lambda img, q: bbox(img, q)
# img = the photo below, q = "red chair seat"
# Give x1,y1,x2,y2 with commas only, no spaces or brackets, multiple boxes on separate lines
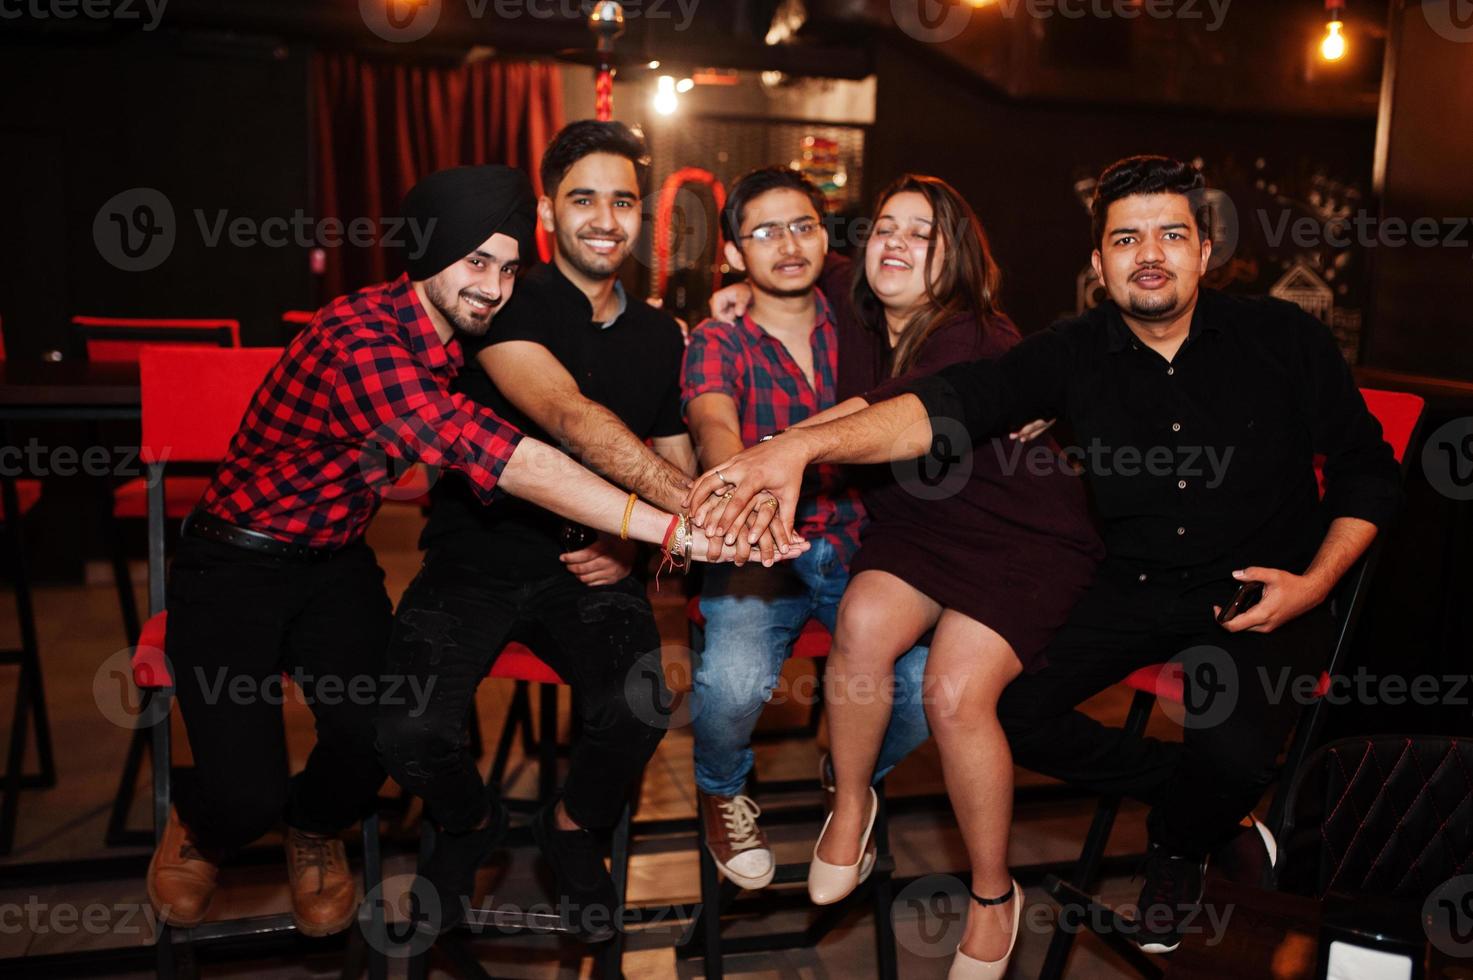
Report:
686,594,832,659
1125,661,1330,702
0,479,42,521
112,475,211,520
133,611,172,688
490,642,565,685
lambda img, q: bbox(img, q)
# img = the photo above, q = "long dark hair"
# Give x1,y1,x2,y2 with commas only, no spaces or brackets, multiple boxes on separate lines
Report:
852,174,1003,376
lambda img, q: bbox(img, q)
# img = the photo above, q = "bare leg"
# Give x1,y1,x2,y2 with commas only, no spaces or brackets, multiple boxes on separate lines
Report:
925,609,1023,962
817,570,940,867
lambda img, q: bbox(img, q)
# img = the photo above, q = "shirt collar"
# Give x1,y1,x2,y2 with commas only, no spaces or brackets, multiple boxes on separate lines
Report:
1102,288,1223,354
542,259,628,329
390,273,461,374
736,287,835,343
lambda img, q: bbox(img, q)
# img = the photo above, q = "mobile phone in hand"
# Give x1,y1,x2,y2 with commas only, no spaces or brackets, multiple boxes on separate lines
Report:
1217,581,1264,624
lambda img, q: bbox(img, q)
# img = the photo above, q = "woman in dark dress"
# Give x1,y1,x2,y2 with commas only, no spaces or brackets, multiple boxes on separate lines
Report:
800,175,1104,977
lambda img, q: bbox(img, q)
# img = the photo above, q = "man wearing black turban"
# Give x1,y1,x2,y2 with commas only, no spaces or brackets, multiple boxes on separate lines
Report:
147,163,771,940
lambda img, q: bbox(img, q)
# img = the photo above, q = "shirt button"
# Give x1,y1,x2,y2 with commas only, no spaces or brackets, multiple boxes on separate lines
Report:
1178,480,1187,489
1177,526,1186,536
1171,422,1182,432
1167,366,1175,376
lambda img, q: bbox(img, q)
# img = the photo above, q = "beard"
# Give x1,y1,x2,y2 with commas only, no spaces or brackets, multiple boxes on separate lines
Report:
556,224,629,281
1125,285,1181,320
423,278,500,337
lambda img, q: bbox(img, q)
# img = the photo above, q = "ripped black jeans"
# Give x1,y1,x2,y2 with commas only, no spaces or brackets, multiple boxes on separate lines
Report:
376,554,669,832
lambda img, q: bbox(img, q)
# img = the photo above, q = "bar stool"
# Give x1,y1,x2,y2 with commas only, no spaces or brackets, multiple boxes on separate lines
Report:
405,642,631,979
679,597,900,980
126,346,386,979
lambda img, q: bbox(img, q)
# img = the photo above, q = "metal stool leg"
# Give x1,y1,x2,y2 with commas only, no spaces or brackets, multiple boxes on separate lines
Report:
537,683,559,805
600,803,632,979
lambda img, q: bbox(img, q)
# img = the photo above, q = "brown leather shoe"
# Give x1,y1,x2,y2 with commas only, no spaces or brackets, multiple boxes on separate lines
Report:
284,827,358,937
147,807,220,928
820,753,876,880
699,790,774,889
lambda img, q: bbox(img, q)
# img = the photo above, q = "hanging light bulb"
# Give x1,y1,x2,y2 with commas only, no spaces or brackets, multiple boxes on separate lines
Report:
1320,0,1347,61
653,75,679,116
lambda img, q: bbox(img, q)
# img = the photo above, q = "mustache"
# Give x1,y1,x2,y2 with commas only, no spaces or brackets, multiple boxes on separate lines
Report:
1130,266,1176,281
461,290,502,308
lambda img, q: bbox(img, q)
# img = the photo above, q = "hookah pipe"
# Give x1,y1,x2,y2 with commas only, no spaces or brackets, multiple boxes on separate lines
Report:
588,1,625,122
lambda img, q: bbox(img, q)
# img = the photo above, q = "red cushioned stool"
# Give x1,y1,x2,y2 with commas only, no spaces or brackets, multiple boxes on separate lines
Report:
70,316,242,660
1039,387,1426,980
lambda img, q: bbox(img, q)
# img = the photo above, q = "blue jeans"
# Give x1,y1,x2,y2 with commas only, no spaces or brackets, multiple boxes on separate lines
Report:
691,537,931,797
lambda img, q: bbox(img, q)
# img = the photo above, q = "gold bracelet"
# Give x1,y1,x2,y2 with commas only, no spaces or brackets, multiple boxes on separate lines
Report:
620,491,638,540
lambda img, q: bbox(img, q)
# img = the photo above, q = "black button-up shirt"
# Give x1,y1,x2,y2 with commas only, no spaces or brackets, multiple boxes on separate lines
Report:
904,288,1401,583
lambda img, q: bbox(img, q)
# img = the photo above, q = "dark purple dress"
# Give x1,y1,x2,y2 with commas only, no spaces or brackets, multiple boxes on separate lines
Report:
823,258,1104,670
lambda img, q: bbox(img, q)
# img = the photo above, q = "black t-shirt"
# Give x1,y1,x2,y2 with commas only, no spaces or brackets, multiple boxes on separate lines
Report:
421,260,687,577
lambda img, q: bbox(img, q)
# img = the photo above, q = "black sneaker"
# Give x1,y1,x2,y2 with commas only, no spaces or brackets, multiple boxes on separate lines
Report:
1132,842,1207,954
418,797,509,932
531,802,619,942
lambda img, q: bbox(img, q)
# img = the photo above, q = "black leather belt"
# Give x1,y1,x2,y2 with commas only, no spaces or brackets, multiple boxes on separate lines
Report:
182,510,340,563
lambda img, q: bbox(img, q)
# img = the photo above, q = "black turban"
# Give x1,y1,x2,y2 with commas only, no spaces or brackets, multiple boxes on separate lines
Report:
401,164,536,280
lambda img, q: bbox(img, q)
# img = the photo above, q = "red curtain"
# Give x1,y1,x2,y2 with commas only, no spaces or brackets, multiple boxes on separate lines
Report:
310,53,564,299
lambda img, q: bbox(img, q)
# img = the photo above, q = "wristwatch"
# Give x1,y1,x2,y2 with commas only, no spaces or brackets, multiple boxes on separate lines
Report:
758,428,787,443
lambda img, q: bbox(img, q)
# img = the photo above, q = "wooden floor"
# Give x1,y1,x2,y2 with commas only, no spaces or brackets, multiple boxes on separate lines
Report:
0,505,1184,978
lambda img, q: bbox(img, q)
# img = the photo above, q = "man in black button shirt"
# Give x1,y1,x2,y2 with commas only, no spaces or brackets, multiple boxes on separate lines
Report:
376,121,697,938
683,156,1402,952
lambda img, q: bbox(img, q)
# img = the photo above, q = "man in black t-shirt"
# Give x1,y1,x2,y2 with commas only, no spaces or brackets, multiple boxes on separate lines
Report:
376,122,697,939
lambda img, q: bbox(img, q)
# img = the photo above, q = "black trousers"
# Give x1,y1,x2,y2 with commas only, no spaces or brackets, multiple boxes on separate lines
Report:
375,555,669,833
996,568,1332,857
165,535,393,854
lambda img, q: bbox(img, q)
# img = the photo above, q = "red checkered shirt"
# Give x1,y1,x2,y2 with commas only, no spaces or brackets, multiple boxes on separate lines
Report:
681,289,865,560
199,274,524,548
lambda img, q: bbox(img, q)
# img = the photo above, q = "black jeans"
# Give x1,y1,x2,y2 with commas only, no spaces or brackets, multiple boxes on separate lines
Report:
996,568,1332,857
165,535,393,854
375,555,668,833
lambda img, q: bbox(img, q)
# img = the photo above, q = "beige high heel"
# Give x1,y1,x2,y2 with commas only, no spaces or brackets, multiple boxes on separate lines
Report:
807,786,877,905
948,879,1021,979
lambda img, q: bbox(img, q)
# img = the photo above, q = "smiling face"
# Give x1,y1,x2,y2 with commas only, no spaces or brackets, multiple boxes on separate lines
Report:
1091,192,1211,324
542,151,641,282
864,190,943,319
724,187,826,300
419,231,520,337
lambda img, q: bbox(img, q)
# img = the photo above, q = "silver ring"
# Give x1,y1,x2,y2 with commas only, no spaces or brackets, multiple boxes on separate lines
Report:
716,469,733,486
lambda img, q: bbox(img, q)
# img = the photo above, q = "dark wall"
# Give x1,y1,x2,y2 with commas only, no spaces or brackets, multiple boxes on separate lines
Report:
1366,0,1473,380
864,41,1379,339
0,34,312,357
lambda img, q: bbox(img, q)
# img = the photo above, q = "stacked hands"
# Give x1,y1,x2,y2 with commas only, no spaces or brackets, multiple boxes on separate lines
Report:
683,432,813,565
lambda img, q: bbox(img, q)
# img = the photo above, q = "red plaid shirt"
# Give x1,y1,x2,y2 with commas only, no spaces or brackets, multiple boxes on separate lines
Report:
681,290,865,560
199,274,524,548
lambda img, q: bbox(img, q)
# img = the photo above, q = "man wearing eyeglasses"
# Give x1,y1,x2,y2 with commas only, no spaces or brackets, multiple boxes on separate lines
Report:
682,167,918,891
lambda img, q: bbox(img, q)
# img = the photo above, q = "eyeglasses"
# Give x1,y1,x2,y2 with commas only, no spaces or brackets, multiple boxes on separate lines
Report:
740,219,823,244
